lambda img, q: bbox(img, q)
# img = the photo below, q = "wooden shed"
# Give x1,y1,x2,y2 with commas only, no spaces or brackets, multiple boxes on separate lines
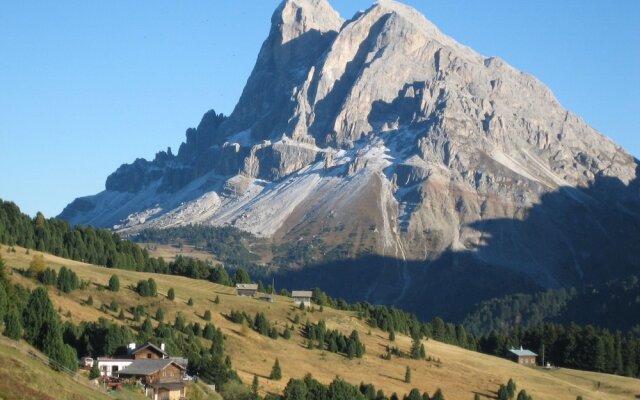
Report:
507,346,538,365
236,283,258,297
292,290,313,307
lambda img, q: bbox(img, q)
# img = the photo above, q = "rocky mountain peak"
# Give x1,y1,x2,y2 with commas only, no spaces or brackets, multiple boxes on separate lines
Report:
273,0,343,43
59,1,639,318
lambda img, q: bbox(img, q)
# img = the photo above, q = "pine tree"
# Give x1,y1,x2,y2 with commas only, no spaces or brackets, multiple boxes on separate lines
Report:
251,374,259,397
142,317,153,334
405,366,411,383
203,310,212,321
108,274,120,292
167,288,175,301
118,309,125,320
517,390,532,400
432,389,445,400
214,295,220,304
86,295,93,306
497,385,509,400
283,326,291,339
270,358,282,380
0,282,7,323
3,307,22,340
406,389,421,400
411,337,423,359
89,364,101,380
22,287,59,349
204,323,215,340
148,278,157,297
187,297,194,306
506,379,516,399
389,329,396,341
156,308,165,322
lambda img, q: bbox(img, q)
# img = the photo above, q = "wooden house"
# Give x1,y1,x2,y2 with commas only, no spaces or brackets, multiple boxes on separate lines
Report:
292,290,313,307
96,342,168,378
507,346,537,365
117,359,186,399
236,283,258,297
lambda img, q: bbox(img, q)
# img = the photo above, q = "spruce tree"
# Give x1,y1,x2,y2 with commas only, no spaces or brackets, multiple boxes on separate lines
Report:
214,295,220,304
3,307,22,340
204,323,215,340
270,358,282,380
517,390,532,400
251,374,259,397
506,379,516,399
187,297,194,306
89,364,101,380
389,329,396,341
22,287,58,349
148,278,157,297
497,385,509,400
406,389,421,400
405,366,411,383
108,274,119,292
204,310,212,321
0,282,7,323
432,389,444,400
167,288,175,301
156,308,165,322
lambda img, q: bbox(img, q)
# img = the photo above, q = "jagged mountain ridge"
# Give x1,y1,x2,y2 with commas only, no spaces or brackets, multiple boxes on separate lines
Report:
60,0,640,318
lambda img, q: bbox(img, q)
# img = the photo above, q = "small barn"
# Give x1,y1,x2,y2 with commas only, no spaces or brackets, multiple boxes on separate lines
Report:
292,290,313,307
236,283,258,297
507,346,538,365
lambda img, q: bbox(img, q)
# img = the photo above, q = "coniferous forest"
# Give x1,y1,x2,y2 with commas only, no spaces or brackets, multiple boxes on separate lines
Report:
1,198,640,378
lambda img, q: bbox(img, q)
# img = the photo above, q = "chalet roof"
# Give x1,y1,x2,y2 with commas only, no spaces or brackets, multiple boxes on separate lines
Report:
292,290,313,297
131,342,167,357
509,347,538,357
147,381,185,390
236,283,258,290
170,357,188,367
117,359,185,376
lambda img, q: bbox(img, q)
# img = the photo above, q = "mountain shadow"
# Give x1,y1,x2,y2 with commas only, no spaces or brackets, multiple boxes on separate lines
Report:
275,160,640,323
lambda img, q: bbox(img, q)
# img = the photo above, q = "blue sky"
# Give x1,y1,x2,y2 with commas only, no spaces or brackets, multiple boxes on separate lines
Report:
1,0,638,218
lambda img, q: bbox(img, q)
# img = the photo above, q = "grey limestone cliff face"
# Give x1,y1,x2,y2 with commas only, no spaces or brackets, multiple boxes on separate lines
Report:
60,0,639,315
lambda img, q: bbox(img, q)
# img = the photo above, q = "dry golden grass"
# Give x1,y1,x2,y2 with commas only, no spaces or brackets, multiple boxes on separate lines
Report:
139,242,222,265
2,245,639,400
0,336,147,400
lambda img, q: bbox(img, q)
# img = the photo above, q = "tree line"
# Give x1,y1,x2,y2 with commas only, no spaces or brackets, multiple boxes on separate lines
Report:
0,199,256,287
478,323,640,377
304,320,365,359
